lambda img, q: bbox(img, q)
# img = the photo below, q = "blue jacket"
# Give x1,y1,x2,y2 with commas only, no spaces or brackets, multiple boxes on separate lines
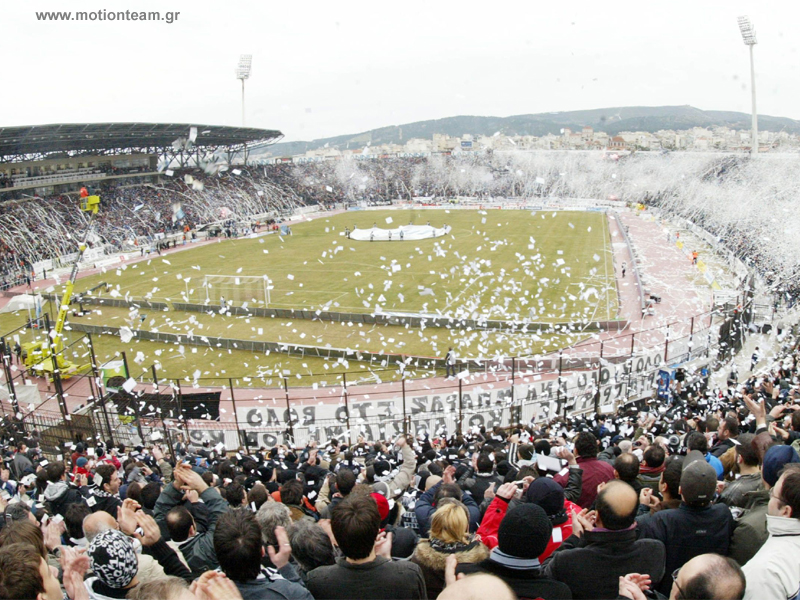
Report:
414,481,481,536
706,452,724,480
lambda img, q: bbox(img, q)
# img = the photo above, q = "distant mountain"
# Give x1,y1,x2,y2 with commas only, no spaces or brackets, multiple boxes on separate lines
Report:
256,105,800,157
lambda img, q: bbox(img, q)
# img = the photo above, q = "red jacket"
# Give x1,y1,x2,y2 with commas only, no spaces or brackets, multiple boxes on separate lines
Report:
554,456,614,508
476,496,580,561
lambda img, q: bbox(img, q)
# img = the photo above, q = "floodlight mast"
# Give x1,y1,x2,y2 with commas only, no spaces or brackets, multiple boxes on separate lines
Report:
738,16,758,157
236,54,252,127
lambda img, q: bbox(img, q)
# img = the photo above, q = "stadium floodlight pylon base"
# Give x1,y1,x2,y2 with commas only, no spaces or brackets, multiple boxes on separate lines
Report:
203,274,271,307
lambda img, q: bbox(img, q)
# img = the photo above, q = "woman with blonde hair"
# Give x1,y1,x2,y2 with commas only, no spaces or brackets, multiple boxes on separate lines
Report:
411,499,489,598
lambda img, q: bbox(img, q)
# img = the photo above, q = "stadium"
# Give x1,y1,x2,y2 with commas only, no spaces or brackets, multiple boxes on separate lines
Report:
0,120,775,453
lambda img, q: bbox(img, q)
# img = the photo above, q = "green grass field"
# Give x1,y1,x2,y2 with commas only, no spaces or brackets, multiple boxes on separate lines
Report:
77,209,618,321
2,209,619,382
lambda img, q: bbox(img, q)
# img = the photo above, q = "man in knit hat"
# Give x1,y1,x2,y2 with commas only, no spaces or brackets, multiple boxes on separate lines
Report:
459,501,572,599
85,529,141,599
525,477,580,560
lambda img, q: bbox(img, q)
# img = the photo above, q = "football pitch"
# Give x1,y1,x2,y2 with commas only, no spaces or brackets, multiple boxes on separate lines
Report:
78,209,619,321
3,209,620,382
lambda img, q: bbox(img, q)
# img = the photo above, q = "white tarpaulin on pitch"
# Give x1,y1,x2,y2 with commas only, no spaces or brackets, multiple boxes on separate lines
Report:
0,294,39,314
349,224,451,241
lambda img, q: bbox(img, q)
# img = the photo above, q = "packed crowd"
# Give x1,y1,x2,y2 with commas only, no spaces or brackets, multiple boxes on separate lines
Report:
0,152,798,302
1,329,800,600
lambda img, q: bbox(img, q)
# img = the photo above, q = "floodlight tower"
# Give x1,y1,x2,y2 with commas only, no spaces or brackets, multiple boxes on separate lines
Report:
236,54,252,127
738,16,758,157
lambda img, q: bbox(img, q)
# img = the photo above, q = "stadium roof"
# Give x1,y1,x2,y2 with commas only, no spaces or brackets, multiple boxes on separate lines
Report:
0,123,283,161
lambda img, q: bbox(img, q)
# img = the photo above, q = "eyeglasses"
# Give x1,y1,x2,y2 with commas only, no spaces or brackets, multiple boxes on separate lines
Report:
672,568,686,600
769,489,786,505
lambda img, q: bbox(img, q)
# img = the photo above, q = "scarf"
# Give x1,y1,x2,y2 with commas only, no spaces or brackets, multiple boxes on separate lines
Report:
427,535,480,554
639,464,666,476
489,547,542,571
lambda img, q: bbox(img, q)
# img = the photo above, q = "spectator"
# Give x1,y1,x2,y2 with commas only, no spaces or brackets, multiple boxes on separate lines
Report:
287,519,336,581
637,444,666,492
85,529,141,598
278,479,318,522
89,464,122,516
459,452,504,501
621,554,745,600
718,433,762,509
686,431,724,480
460,498,572,599
411,500,488,598
742,464,800,599
64,502,91,547
43,462,86,518
542,480,666,599
212,509,312,600
415,477,481,537
711,416,740,458
524,476,579,560
637,455,684,525
316,469,355,518
728,444,799,565
154,464,228,576
306,493,427,599
0,542,63,600
638,452,734,596
614,452,643,496
553,431,615,508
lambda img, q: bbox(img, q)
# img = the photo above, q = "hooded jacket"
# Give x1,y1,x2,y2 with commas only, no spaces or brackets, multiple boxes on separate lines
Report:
742,515,800,600
728,488,769,566
43,480,86,517
411,536,489,599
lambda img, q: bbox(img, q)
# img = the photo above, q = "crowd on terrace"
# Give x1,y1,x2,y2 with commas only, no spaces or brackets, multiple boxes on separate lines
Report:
0,324,799,599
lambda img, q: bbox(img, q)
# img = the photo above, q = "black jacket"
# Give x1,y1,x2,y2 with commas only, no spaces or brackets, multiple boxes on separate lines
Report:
306,557,426,600
637,503,734,596
87,489,122,517
459,559,573,599
43,481,86,518
542,528,666,600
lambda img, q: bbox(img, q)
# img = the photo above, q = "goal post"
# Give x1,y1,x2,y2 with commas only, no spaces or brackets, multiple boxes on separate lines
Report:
203,274,271,307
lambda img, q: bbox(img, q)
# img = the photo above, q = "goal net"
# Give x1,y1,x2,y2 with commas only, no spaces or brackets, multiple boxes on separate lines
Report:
203,275,271,307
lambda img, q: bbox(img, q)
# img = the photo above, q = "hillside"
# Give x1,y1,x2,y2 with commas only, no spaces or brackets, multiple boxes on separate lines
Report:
257,105,800,157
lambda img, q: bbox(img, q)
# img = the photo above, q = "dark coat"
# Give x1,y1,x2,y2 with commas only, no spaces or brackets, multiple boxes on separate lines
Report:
306,557,426,600
154,484,229,576
542,528,666,600
637,503,734,596
414,481,482,536
728,489,769,566
458,559,573,599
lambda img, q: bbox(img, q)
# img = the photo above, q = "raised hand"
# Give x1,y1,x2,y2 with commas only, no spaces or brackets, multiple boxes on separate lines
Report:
266,525,292,569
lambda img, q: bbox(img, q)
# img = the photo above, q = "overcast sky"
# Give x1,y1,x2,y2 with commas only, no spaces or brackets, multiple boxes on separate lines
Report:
3,1,799,142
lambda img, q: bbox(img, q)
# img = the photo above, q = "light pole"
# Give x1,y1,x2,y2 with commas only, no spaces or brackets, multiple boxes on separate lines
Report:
235,54,252,127
738,16,758,157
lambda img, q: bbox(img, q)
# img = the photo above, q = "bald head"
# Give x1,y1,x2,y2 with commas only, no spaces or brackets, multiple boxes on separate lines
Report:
83,511,118,542
595,480,638,531
438,574,516,600
670,554,745,600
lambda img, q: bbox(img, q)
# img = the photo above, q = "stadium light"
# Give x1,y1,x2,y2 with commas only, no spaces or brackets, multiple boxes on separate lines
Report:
737,16,758,157
236,54,252,127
